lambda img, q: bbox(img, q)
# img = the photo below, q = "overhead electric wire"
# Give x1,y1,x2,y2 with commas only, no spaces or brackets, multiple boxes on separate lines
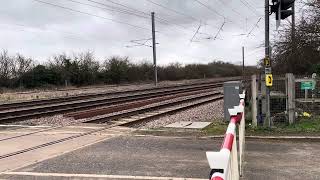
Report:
215,0,251,23
146,0,197,21
82,0,197,37
32,0,150,31
247,17,262,37
193,0,246,29
216,0,242,17
193,0,225,19
103,0,149,16
65,0,150,20
102,0,189,29
81,0,195,36
145,0,220,30
91,0,171,27
239,0,261,16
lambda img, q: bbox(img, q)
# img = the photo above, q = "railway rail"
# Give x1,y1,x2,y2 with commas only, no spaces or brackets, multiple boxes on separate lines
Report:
0,91,223,160
0,78,241,166
65,88,215,119
0,82,223,123
85,91,222,124
0,77,238,111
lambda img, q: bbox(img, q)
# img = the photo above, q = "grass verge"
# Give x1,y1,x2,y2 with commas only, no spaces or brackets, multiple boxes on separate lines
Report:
246,117,320,136
134,117,320,137
202,117,320,136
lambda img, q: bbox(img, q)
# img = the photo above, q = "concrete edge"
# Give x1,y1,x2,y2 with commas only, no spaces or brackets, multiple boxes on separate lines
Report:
246,135,320,140
132,134,320,140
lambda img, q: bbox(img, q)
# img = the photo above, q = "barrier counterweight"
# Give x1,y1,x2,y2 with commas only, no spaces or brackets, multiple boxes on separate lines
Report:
206,92,246,180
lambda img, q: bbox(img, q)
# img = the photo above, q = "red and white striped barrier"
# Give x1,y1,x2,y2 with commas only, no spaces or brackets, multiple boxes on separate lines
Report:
206,92,246,180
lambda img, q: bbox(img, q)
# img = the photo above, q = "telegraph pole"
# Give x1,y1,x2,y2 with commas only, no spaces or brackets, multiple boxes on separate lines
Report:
264,0,271,127
151,12,158,86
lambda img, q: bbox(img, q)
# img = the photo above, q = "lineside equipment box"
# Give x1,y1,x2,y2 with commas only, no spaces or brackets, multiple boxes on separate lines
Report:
223,81,241,121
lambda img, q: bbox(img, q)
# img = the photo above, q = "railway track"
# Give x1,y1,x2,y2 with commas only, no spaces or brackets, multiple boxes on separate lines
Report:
65,88,215,119
85,91,223,124
0,78,237,111
0,89,222,143
0,92,222,160
0,82,223,123
0,78,240,162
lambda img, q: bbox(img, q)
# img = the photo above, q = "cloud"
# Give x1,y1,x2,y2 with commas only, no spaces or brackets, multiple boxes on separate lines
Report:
0,0,293,66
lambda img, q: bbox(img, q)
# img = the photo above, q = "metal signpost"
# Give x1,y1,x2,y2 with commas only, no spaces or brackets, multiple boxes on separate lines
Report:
301,80,316,100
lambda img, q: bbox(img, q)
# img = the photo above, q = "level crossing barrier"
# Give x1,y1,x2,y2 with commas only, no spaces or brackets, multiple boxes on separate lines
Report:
206,92,246,180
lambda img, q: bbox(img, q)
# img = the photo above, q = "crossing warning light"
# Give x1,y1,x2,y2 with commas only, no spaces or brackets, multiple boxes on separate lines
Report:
271,0,295,29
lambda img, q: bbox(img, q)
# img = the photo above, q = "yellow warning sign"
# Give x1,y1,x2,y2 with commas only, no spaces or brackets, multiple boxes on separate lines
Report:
264,57,270,67
266,74,273,87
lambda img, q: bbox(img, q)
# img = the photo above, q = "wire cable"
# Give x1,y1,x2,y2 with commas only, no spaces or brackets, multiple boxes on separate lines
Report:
33,0,150,31
239,0,261,16
193,0,246,29
216,0,247,20
193,0,225,19
145,0,219,30
83,0,195,36
102,0,190,30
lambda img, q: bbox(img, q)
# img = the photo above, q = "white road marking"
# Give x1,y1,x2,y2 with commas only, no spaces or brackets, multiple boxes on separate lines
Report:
0,125,51,128
1,172,207,180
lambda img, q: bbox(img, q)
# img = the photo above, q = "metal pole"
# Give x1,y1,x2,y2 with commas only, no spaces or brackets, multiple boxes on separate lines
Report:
265,0,269,58
264,0,271,127
292,1,295,41
151,12,158,86
242,46,245,81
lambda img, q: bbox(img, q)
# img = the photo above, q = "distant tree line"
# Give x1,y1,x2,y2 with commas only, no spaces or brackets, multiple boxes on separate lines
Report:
0,49,257,89
271,0,320,75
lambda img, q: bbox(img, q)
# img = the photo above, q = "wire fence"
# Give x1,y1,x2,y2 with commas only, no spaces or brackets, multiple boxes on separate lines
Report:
268,74,320,124
270,75,287,123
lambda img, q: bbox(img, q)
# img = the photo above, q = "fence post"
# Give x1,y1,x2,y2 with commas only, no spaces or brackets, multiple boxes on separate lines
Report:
251,75,257,127
239,99,245,177
286,73,295,124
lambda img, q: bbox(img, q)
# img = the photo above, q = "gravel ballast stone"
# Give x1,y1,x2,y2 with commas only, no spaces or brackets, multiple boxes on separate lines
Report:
137,99,224,129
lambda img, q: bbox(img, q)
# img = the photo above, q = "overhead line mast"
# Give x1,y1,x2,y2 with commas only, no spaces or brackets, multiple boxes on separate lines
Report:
151,12,158,86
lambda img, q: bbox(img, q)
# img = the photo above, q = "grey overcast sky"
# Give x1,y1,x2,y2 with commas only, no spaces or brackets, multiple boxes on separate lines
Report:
0,0,303,66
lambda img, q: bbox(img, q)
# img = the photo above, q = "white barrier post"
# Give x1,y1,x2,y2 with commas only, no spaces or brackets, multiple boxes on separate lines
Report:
239,93,246,176
206,92,246,180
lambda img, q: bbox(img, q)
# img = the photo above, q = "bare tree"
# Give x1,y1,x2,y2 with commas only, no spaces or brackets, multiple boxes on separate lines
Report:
272,0,320,74
0,50,14,87
13,54,34,78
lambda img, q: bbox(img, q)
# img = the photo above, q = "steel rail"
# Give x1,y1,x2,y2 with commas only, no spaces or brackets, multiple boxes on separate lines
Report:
0,84,222,123
0,93,222,160
0,77,238,111
86,91,222,124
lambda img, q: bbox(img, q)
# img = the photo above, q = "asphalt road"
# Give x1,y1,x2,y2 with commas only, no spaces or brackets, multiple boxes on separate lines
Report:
1,135,320,180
